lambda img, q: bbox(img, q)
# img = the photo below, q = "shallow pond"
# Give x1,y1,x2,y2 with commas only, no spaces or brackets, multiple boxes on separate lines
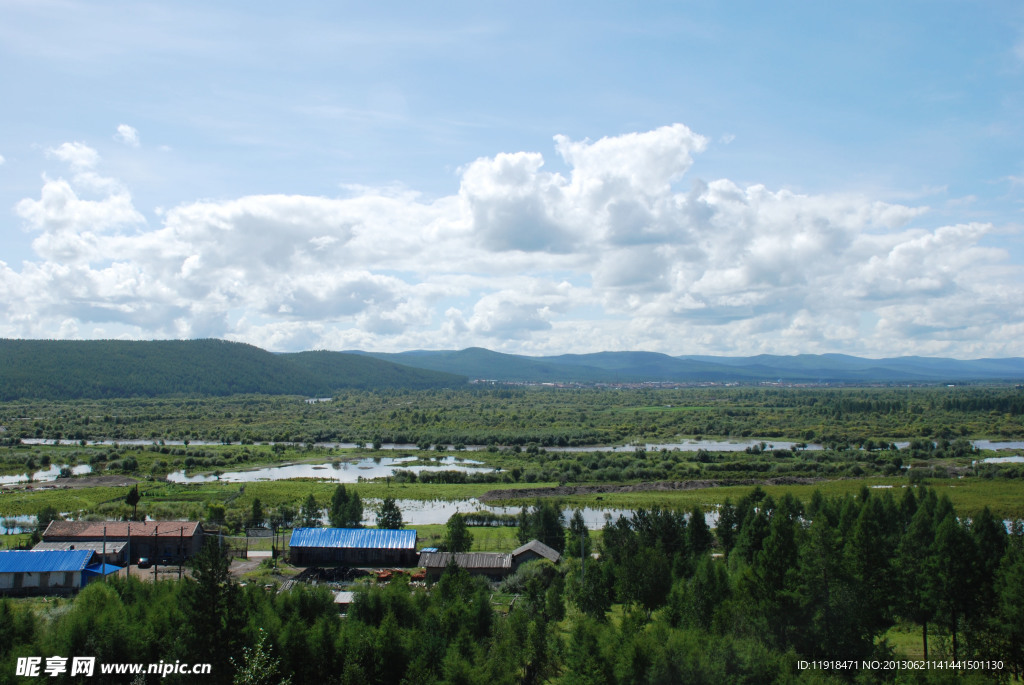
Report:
166,455,489,484
978,456,1024,464
0,464,92,486
353,498,720,530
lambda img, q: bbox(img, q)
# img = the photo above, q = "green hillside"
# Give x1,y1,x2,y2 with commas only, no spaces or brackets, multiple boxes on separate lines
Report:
280,350,466,390
0,339,465,400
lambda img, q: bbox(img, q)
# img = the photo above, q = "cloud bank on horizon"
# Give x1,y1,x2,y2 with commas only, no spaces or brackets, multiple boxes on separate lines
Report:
3,123,1021,358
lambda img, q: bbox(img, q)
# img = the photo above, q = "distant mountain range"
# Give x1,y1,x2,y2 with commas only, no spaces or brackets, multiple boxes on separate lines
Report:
1,339,1022,401
351,347,1024,385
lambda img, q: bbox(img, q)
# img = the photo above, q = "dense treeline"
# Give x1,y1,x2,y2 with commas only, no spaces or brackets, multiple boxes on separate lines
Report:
1,487,1021,684
2,386,1023,447
565,487,1024,682
0,339,464,400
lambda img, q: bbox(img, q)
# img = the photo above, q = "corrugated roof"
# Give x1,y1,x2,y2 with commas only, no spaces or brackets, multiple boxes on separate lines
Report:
419,552,511,570
33,541,127,554
44,520,202,539
289,528,417,550
0,550,94,574
511,539,561,563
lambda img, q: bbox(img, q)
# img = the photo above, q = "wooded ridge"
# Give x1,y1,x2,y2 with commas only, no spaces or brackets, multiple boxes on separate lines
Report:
3,338,1023,401
0,339,465,400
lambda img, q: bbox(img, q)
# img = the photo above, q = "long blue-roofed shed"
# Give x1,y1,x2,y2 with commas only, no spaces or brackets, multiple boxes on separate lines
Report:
289,528,418,567
0,549,98,595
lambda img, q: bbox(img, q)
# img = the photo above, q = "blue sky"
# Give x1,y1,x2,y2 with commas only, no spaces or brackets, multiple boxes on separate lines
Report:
1,1,1023,357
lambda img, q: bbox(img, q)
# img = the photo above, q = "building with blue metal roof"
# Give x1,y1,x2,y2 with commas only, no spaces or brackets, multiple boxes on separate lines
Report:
289,528,418,567
0,550,114,595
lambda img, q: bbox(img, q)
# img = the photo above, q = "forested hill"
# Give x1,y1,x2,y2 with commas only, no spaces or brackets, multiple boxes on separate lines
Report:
0,339,466,400
354,348,1024,384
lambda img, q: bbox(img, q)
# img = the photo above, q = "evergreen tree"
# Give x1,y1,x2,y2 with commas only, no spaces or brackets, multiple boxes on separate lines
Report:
896,504,937,659
794,513,864,659
716,498,739,555
329,485,350,528
184,539,243,673
516,501,566,554
376,497,403,529
746,510,799,649
969,506,1007,618
687,505,713,556
565,509,592,559
995,536,1024,680
300,493,320,527
345,491,363,528
565,557,612,620
444,513,473,553
126,485,141,520
250,498,264,528
931,513,977,659
844,494,895,641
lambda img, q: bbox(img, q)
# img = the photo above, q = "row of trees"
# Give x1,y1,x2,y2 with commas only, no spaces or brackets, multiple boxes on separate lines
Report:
238,486,408,531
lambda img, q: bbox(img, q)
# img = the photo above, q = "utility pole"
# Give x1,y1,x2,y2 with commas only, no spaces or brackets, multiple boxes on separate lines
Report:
126,522,131,577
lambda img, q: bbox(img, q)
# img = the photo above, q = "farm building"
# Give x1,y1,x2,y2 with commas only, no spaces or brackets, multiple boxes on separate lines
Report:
511,540,561,569
0,550,119,596
418,539,562,581
418,551,512,581
32,540,126,566
289,528,418,567
42,521,204,564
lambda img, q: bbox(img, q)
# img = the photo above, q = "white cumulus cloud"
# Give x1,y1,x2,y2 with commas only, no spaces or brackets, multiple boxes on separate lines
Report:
115,124,140,147
48,142,99,171
3,125,1022,357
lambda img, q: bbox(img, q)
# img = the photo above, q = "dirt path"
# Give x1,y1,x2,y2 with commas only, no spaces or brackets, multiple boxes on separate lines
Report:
229,558,262,579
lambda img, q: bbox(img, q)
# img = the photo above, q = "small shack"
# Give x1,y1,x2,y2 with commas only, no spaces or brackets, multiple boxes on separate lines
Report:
334,591,356,613
0,550,115,596
289,528,418,567
511,539,561,570
418,551,512,581
42,521,204,564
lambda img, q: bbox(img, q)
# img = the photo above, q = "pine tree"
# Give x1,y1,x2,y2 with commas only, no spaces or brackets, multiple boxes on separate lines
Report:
376,497,402,529
329,485,350,528
300,493,320,528
931,513,977,659
896,504,937,659
444,513,473,553
565,509,591,559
